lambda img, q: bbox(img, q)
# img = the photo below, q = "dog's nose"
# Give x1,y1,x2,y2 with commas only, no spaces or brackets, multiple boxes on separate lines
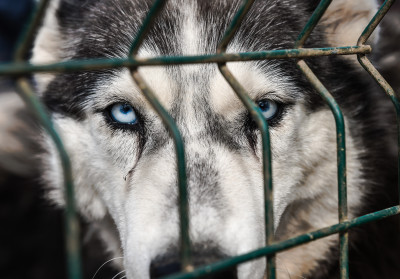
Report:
150,259,180,278
150,260,237,278
150,248,238,279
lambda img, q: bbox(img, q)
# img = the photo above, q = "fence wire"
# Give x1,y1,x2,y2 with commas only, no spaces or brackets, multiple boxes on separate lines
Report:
1,0,399,278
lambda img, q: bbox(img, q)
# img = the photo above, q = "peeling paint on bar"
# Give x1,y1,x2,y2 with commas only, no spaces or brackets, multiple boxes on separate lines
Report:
294,0,349,276
216,0,276,278
357,0,400,203
294,0,333,48
296,59,349,278
358,56,400,203
0,46,372,76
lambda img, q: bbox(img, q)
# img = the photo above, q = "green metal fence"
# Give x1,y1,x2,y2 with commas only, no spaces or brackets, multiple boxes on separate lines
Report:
1,0,399,278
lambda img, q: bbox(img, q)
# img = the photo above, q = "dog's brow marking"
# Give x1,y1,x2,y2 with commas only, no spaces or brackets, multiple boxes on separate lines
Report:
181,1,200,56
103,68,175,112
210,62,291,121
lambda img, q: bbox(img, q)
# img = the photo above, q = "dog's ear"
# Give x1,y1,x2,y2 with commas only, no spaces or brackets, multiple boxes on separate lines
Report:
31,0,65,65
31,0,64,94
319,0,379,47
31,0,91,93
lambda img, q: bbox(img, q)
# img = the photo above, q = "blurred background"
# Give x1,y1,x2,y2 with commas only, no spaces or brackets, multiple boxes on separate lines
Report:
0,1,399,279
0,1,117,279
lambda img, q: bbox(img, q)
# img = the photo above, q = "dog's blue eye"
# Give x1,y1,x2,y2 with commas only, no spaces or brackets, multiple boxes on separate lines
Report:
110,103,137,124
257,100,278,120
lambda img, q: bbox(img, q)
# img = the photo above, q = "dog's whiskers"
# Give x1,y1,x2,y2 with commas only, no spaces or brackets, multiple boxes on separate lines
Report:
275,268,307,279
281,260,292,279
111,270,126,279
91,257,124,279
276,258,308,279
276,268,307,279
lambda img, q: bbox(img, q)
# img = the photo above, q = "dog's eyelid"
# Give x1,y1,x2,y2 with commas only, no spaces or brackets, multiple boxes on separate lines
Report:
253,90,294,105
93,97,140,112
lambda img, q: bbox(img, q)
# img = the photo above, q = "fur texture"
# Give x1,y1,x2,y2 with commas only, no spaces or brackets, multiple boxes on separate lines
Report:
22,0,399,278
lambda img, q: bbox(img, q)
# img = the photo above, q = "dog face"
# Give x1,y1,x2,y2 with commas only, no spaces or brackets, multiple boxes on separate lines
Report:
32,0,380,278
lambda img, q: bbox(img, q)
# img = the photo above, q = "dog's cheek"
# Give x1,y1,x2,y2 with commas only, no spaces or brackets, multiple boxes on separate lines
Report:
271,107,340,218
292,109,364,217
88,113,143,175
41,116,117,221
248,103,312,227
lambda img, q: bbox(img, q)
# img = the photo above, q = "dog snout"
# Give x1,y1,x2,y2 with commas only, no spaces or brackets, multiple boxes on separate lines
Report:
150,256,180,278
149,247,238,279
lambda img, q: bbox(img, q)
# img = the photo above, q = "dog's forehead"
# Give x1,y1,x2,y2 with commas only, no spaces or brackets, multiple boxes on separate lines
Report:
47,0,306,120
60,0,304,59
93,0,300,120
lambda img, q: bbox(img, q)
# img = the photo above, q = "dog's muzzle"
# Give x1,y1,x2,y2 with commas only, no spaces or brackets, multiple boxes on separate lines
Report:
149,247,238,279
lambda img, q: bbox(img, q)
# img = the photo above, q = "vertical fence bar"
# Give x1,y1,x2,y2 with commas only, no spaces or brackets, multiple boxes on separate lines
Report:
216,0,276,278
129,0,167,56
13,0,50,62
131,72,191,272
357,0,396,47
15,79,82,279
294,0,349,277
357,0,400,203
357,56,400,201
296,61,348,277
13,0,82,278
294,0,332,49
128,0,192,272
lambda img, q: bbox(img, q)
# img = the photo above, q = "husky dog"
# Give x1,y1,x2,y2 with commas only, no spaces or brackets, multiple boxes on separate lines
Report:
9,0,398,278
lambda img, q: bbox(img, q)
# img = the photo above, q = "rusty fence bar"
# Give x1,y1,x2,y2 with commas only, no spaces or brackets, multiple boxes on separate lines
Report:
294,0,349,276
0,46,372,76
216,0,276,277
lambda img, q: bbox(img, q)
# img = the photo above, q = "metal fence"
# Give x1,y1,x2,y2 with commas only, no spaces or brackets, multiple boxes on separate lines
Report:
0,0,399,278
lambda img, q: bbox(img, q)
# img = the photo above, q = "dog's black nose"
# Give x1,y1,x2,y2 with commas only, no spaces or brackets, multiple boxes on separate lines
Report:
150,259,181,278
150,247,238,279
150,261,237,279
